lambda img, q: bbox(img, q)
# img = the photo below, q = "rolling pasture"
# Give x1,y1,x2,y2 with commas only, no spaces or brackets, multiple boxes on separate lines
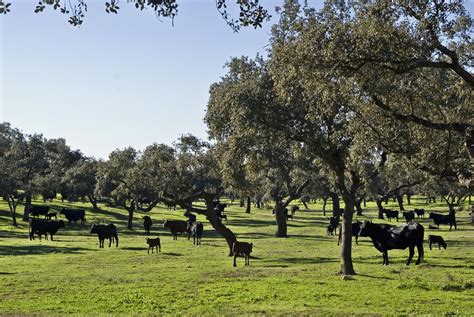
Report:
0,198,473,315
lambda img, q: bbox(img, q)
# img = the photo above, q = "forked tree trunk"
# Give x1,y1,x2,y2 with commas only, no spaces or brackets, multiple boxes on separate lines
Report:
7,197,18,226
245,196,251,214
274,203,288,237
88,195,99,211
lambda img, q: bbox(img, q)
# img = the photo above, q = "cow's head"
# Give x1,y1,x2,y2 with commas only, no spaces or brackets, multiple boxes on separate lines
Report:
90,224,98,234
358,220,373,237
58,220,65,228
163,220,169,228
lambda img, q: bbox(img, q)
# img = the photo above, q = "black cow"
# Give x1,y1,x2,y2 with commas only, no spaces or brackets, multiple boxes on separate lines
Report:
29,219,65,241
333,208,344,218
29,205,50,218
188,222,203,245
358,220,424,265
327,216,340,236
291,206,299,215
414,208,425,218
163,220,190,240
428,235,447,250
403,211,415,223
143,216,153,234
184,211,197,223
284,208,293,220
90,224,118,248
232,241,253,267
382,209,399,222
429,211,456,230
60,208,86,225
337,221,361,245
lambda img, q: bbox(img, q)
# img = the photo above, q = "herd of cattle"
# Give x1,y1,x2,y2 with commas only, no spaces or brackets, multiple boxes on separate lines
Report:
25,202,459,267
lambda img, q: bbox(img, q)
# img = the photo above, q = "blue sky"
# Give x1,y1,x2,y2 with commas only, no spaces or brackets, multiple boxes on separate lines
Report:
1,1,473,159
0,0,285,159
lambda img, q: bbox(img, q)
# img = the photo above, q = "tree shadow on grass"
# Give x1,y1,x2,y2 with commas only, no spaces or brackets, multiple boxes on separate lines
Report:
0,245,91,256
263,257,340,265
357,273,395,280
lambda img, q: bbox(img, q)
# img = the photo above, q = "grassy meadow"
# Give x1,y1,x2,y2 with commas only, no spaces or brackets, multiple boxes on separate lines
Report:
0,197,473,315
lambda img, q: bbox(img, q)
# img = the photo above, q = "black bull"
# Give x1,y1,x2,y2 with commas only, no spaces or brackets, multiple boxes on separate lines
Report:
359,221,424,266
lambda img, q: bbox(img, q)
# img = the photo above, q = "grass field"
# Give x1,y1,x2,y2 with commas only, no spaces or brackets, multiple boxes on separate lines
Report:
0,197,473,315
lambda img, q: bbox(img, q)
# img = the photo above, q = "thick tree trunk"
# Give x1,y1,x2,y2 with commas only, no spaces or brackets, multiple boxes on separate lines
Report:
340,196,356,275
322,197,328,216
245,196,251,214
274,203,288,238
329,191,340,215
239,197,244,208
355,198,363,216
127,209,134,230
23,193,32,221
363,197,367,207
376,199,384,219
396,193,405,211
206,211,237,256
7,198,17,226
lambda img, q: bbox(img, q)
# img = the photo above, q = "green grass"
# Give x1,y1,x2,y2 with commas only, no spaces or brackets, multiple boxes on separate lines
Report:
0,197,473,315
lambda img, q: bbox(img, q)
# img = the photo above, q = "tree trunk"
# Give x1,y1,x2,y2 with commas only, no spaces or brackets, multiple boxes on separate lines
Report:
239,197,244,208
23,193,32,221
127,209,134,229
355,198,363,216
7,197,17,226
205,211,237,256
406,193,412,205
396,193,405,211
340,196,356,275
274,203,288,237
322,197,327,216
245,196,251,214
88,195,99,211
329,191,340,215
363,197,366,207
376,199,384,219
384,197,389,205
256,198,261,209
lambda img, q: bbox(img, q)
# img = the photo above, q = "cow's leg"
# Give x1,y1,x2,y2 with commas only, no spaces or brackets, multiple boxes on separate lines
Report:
406,245,414,265
109,238,112,247
454,221,457,230
148,246,150,254
355,235,358,245
415,241,423,264
438,243,441,250
429,241,432,250
159,244,161,252
50,234,53,241
233,255,237,267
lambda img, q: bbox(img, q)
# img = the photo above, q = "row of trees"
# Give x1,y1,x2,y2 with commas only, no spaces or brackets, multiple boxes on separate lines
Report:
1,1,471,275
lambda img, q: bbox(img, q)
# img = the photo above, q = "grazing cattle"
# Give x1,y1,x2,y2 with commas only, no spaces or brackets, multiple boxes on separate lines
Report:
337,221,361,245
29,219,65,241
428,235,447,250
291,206,299,215
146,237,161,253
414,208,425,218
90,224,118,248
60,208,86,225
358,220,424,265
232,241,253,267
327,216,340,236
143,216,153,234
188,222,203,245
382,209,399,222
403,211,415,223
163,220,190,240
46,212,57,220
429,211,456,230
42,192,56,202
29,205,50,218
